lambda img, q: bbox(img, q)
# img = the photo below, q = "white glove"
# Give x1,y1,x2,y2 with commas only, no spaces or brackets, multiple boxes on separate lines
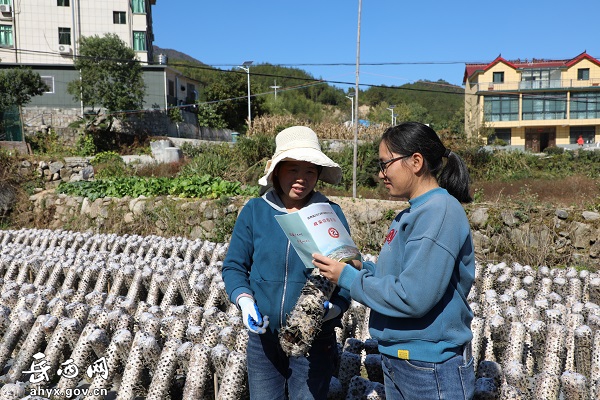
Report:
238,296,269,334
323,301,342,322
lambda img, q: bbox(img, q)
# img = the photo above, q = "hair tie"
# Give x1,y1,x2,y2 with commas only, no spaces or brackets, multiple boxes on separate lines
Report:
443,148,451,158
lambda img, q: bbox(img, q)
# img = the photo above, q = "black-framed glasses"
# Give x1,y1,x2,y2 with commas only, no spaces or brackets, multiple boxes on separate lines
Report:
377,155,411,174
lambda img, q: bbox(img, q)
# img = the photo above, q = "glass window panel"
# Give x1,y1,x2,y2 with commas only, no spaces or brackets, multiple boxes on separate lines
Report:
570,126,595,144
113,11,126,24
133,31,146,51
57,0,70,6
58,27,71,45
0,25,12,46
131,0,145,13
41,76,54,93
484,96,518,121
570,92,600,118
0,0,11,5
578,69,590,80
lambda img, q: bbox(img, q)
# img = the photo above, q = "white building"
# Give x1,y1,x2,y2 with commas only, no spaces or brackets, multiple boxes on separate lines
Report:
0,0,202,142
0,0,156,64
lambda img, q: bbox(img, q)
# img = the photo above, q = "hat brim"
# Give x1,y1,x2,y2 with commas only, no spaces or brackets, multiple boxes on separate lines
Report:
258,148,342,186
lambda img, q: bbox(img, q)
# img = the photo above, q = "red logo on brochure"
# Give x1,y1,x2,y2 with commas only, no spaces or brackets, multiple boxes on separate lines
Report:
385,229,397,244
328,227,340,238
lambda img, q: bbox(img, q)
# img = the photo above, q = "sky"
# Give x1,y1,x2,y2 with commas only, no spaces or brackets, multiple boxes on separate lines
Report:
152,1,600,92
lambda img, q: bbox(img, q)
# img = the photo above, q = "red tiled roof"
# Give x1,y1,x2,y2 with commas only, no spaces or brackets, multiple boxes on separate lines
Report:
463,52,600,83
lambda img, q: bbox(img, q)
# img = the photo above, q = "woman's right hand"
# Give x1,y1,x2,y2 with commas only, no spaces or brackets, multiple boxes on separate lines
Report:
312,253,361,284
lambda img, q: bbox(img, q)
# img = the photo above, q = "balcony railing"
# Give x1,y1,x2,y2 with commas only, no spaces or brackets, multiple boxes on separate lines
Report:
477,78,600,92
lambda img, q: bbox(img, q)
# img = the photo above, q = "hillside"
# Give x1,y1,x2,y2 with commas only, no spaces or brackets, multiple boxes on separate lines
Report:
150,47,465,130
153,45,206,66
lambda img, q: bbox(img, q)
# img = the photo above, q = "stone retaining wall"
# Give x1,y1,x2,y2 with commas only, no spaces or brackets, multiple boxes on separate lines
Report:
23,191,600,269
3,155,599,268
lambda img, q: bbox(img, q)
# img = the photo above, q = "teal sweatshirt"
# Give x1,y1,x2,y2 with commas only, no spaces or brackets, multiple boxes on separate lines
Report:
222,190,352,341
338,187,475,362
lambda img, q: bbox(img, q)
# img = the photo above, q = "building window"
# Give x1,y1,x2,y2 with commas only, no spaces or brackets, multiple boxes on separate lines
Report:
493,72,504,83
58,27,71,45
41,76,55,94
487,128,511,145
570,126,595,144
570,92,600,119
131,0,146,13
168,80,175,97
577,68,590,81
133,31,146,51
484,96,519,122
113,11,126,24
0,0,11,5
520,68,561,89
522,93,567,120
57,0,70,6
0,25,13,46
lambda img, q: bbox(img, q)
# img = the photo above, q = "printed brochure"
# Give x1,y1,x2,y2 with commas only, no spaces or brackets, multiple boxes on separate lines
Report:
275,202,361,269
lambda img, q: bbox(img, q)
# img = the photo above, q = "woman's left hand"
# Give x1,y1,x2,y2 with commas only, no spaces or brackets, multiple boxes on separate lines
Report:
312,253,348,284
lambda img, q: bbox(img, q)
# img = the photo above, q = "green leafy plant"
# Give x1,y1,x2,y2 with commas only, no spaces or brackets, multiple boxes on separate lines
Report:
76,132,96,156
91,151,128,178
57,175,259,200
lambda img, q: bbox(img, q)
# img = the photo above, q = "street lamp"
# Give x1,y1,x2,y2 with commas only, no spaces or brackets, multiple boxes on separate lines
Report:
387,105,395,126
237,60,253,127
346,95,354,126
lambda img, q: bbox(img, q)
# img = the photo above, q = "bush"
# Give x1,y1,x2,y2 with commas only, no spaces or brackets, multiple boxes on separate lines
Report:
329,141,380,191
75,132,96,156
26,130,73,156
543,146,564,155
91,151,128,178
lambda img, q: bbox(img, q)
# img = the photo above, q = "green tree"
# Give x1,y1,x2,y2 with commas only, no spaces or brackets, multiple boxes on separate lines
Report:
0,68,48,110
200,70,264,132
196,103,227,129
0,68,49,138
68,33,145,121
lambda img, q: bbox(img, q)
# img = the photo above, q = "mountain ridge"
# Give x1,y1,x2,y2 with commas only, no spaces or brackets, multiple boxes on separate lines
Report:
153,46,205,65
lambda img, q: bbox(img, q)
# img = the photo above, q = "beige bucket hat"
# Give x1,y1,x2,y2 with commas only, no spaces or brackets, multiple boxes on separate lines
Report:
258,126,342,186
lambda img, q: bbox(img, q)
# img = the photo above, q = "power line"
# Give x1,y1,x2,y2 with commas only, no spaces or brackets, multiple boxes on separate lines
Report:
7,46,600,116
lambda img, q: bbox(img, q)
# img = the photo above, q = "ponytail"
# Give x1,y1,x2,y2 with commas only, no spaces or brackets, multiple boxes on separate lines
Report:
439,151,472,203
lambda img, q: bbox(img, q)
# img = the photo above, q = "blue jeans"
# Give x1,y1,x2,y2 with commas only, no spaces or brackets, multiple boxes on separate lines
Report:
246,332,338,400
381,353,475,400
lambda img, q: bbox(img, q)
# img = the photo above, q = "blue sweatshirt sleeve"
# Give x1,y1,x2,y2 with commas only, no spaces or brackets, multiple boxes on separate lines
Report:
340,199,466,319
222,201,255,303
341,241,456,318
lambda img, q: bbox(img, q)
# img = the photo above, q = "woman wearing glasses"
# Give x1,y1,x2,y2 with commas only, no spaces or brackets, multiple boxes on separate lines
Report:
313,121,475,400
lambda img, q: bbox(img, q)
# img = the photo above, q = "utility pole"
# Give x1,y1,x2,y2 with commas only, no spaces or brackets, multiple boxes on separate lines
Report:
352,0,362,199
270,80,281,100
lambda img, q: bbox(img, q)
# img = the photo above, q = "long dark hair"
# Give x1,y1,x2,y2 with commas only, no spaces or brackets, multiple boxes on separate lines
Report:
381,122,473,203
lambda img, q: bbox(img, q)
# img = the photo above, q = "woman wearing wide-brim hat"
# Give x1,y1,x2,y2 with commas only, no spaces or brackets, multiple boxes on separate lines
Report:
222,126,353,399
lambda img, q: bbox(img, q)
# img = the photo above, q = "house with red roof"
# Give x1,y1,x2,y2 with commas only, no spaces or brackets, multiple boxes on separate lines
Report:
464,52,600,151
